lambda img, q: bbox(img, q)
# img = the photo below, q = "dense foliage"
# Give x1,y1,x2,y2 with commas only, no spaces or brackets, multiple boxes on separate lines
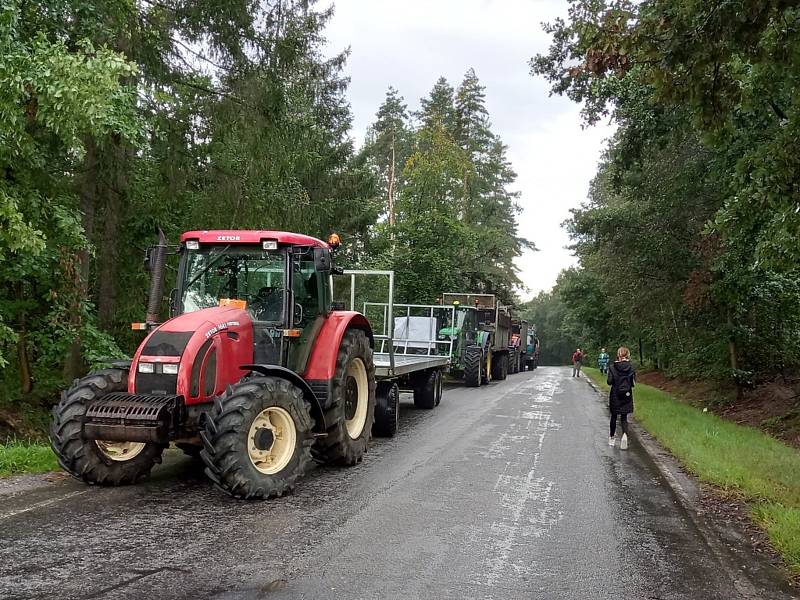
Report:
531,0,800,381
0,1,527,413
358,71,530,303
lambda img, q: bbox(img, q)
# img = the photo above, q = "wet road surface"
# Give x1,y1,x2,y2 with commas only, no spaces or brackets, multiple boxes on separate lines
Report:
0,367,794,599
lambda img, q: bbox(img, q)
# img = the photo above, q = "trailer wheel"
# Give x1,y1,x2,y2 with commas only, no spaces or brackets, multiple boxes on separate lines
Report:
464,345,482,387
312,329,376,466
434,370,443,406
373,382,399,437
509,351,519,375
200,376,313,499
492,353,508,381
50,369,165,486
413,369,437,409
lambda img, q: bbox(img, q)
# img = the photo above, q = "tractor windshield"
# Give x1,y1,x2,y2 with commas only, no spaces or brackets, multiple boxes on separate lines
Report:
181,247,286,323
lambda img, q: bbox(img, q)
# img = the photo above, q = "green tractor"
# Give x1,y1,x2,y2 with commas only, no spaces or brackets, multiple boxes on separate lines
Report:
439,293,511,387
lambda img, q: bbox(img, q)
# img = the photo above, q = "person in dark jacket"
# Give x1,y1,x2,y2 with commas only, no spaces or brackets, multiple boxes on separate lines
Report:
607,346,635,449
571,348,583,377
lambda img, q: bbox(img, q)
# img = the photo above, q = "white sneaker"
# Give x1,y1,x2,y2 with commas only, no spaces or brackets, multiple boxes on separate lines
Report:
620,434,628,450
608,436,615,447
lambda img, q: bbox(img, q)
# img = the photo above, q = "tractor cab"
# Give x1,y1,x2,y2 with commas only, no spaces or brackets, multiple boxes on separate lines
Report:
172,231,333,370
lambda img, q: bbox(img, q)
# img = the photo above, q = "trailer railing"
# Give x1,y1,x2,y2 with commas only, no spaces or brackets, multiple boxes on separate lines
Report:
335,271,455,375
362,302,455,358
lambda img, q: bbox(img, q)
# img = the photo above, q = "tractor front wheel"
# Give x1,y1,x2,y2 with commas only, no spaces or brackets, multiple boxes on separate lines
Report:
200,376,313,499
50,369,165,486
312,329,376,466
464,345,483,387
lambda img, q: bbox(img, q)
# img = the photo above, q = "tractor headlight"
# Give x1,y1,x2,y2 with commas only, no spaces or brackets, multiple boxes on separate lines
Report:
162,363,179,375
186,240,200,250
138,362,154,373
262,240,278,250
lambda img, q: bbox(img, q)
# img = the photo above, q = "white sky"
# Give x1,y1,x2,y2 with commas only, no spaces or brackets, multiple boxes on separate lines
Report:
324,0,615,299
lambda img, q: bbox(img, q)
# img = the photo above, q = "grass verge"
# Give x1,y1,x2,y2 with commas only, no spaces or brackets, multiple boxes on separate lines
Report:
583,366,800,574
0,440,59,477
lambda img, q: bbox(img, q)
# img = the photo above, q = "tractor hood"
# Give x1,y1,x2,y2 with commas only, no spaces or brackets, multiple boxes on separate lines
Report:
129,306,254,404
439,326,461,339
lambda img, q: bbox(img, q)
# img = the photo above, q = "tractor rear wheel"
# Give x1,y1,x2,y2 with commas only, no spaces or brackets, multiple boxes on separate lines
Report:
373,382,399,437
464,345,482,387
413,369,437,409
50,369,165,486
492,352,508,381
312,329,376,466
200,376,313,499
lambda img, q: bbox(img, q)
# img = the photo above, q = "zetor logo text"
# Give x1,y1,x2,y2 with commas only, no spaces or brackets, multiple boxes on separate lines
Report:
205,321,241,339
216,235,241,241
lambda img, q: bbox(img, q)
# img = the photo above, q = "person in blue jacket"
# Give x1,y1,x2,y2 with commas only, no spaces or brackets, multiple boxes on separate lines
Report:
598,348,610,374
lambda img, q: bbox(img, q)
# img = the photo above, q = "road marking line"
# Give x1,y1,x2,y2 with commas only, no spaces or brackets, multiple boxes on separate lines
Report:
0,489,89,522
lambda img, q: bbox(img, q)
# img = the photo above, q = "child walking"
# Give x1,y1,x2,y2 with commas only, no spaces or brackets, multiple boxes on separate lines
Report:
607,346,635,449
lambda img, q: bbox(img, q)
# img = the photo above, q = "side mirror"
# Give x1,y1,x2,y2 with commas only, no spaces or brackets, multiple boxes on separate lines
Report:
313,248,331,272
144,247,155,272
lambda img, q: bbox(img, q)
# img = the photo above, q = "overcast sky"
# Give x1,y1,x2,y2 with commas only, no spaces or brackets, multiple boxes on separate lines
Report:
323,0,615,299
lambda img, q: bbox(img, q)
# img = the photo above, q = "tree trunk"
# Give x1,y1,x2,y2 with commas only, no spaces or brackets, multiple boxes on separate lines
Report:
16,283,32,395
64,136,99,381
387,135,396,227
96,135,130,331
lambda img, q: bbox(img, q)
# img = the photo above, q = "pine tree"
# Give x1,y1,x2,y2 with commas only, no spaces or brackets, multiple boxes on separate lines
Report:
359,87,413,226
417,76,457,131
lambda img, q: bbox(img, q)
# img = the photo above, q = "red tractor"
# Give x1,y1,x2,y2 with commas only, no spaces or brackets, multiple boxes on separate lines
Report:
50,230,376,499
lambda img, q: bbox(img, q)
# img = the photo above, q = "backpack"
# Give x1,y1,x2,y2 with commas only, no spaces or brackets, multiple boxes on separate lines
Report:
613,365,633,397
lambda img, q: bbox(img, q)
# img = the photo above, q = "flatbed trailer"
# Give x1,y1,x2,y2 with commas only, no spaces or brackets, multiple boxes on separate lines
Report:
337,271,452,437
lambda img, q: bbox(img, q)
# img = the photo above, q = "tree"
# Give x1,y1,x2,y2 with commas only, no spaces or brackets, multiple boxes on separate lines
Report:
358,87,413,228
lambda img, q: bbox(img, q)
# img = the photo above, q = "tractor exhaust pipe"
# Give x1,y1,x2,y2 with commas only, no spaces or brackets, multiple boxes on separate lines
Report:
146,227,168,324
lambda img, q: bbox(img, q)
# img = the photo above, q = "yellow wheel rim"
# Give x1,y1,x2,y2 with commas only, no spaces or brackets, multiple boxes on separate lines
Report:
248,406,297,475
95,440,146,462
344,358,369,439
486,352,492,382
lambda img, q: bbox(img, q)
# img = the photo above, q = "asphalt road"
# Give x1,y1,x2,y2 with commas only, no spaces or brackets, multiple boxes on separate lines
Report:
0,367,794,600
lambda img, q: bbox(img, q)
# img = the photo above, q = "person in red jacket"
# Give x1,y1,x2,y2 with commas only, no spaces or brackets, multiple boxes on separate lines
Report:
571,348,584,377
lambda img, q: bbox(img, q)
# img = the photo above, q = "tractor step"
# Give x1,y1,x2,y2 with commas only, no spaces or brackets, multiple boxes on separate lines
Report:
83,393,184,444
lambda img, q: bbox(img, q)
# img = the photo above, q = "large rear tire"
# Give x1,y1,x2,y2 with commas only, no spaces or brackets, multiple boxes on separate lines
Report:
50,369,165,486
373,382,399,438
200,376,313,499
312,329,376,466
464,345,482,387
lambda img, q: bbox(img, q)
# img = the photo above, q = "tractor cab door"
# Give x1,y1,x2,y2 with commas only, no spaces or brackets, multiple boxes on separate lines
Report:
286,247,330,374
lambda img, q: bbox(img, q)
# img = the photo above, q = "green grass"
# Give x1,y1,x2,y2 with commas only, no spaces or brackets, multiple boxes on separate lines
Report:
0,440,59,477
584,367,800,574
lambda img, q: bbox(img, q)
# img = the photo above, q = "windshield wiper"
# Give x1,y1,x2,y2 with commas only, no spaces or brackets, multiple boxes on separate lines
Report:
185,245,231,292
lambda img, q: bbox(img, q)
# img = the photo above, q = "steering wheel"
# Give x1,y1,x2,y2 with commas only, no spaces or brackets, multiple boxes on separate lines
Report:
251,286,282,321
